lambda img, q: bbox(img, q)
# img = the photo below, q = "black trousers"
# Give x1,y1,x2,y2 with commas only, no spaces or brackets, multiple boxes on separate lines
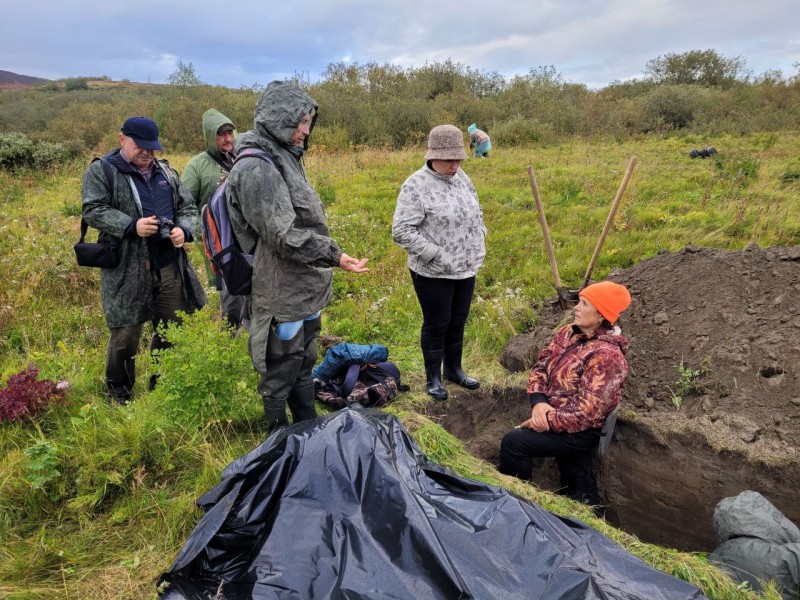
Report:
105,264,184,400
410,271,475,353
498,427,602,505
256,315,321,403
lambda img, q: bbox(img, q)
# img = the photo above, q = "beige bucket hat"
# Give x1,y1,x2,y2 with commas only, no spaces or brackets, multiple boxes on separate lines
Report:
424,124,469,160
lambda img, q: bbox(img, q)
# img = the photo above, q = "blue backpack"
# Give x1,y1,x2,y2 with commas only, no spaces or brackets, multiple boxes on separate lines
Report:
200,148,273,295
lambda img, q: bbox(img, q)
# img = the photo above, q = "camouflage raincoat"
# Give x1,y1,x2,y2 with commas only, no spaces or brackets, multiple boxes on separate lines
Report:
226,82,343,386
227,82,343,323
527,323,629,433
81,150,206,328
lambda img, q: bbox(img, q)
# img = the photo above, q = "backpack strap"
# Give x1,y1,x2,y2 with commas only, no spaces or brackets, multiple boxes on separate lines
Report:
80,157,117,239
229,148,274,254
376,362,401,385
206,150,233,171
340,364,362,399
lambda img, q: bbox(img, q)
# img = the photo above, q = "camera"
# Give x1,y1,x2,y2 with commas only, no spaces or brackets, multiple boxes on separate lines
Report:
155,217,174,240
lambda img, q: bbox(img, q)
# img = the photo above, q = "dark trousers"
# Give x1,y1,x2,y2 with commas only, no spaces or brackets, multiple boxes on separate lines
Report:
105,264,184,400
257,316,321,402
410,271,475,353
498,427,602,505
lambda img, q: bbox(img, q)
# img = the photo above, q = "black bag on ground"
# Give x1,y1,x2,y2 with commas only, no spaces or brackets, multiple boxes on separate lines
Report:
75,157,121,268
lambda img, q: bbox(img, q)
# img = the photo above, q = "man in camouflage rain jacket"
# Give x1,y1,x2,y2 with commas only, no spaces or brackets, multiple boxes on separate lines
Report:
182,108,248,328
81,117,206,402
227,81,368,429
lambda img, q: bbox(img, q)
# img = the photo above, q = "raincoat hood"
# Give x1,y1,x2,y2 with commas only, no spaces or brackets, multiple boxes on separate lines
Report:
468,123,477,133
254,81,318,153
202,108,236,158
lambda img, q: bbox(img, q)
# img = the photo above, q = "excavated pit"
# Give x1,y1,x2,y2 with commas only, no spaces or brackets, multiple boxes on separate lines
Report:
430,244,800,552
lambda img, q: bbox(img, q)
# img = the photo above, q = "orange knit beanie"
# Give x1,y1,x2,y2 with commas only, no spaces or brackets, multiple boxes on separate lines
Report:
579,281,631,324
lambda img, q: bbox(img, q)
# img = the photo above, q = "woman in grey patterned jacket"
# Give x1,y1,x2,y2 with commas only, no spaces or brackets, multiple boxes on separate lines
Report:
392,124,487,400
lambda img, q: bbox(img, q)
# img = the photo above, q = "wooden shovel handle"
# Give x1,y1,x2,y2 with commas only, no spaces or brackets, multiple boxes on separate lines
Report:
581,155,637,289
527,166,561,289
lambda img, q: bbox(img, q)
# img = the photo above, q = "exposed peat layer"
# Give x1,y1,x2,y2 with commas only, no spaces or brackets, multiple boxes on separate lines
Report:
430,244,800,551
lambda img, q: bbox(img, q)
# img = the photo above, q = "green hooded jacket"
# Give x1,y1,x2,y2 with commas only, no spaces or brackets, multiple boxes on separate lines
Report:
182,108,237,210
81,152,207,328
227,81,343,324
181,108,237,286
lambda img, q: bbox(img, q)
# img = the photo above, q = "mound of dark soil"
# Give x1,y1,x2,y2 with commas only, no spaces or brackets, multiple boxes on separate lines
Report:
432,244,800,551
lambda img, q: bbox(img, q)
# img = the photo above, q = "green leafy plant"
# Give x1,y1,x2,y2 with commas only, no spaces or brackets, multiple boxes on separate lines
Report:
151,307,259,426
668,357,710,409
23,440,60,490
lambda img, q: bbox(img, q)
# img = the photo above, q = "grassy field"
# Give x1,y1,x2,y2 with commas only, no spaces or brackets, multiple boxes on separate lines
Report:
1,132,797,598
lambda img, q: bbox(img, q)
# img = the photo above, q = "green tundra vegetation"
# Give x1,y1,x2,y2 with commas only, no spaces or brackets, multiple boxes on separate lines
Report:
1,52,798,598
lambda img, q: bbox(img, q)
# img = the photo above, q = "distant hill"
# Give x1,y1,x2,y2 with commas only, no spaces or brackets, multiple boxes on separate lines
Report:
0,70,50,89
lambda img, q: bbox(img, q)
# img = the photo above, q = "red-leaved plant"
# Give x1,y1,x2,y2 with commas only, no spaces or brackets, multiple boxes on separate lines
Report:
0,367,69,423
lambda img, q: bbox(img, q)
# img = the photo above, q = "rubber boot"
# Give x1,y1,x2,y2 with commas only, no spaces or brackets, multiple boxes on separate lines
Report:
443,343,480,390
423,350,448,401
287,382,317,423
262,397,288,431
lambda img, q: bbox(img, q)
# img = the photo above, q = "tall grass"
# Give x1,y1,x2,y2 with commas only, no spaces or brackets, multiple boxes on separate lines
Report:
2,134,797,598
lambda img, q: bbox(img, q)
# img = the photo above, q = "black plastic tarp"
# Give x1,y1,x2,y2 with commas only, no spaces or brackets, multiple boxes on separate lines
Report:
159,409,706,599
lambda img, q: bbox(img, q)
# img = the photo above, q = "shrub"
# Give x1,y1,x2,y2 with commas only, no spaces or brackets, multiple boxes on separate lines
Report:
150,308,259,426
641,84,706,132
491,115,557,146
0,367,69,423
0,132,70,170
64,77,89,91
0,133,35,168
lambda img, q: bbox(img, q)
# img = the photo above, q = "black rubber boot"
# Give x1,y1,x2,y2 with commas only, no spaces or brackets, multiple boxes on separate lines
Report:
287,382,317,423
262,397,288,431
443,343,480,390
423,350,448,401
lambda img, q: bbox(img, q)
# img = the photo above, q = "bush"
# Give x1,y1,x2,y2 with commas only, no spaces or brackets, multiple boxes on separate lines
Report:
0,132,71,170
0,133,35,168
150,308,259,426
641,84,707,132
491,115,558,146
64,77,89,91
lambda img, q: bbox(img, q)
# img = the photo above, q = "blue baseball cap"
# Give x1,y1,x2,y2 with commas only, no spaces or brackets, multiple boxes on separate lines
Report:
121,116,163,151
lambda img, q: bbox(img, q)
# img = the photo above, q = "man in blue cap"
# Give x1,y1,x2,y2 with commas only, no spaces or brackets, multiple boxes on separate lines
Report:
81,116,206,402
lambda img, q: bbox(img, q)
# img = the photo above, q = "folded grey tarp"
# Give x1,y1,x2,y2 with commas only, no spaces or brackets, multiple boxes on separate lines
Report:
710,490,800,599
159,409,706,599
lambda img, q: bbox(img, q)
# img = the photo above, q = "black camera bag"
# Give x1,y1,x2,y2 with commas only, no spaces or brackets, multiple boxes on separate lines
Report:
74,219,121,268
74,157,121,268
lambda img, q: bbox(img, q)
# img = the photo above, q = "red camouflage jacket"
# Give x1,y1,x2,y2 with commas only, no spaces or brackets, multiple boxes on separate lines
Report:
527,323,629,434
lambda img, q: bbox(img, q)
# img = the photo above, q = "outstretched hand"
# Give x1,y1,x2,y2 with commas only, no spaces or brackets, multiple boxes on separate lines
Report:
339,253,369,273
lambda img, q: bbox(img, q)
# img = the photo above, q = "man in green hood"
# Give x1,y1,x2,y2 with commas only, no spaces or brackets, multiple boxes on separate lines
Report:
182,108,248,327
227,81,369,429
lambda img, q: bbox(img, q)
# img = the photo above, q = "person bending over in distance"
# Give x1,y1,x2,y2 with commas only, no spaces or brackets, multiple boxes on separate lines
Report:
498,281,631,507
467,123,491,158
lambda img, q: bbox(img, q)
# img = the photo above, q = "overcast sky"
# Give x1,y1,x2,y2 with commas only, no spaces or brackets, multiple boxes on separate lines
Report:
3,0,798,89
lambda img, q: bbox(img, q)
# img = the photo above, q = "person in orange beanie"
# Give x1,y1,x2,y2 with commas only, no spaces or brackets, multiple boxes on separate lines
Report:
498,280,631,509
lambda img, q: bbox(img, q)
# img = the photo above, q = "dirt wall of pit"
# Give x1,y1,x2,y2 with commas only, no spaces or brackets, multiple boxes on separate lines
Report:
432,387,800,553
